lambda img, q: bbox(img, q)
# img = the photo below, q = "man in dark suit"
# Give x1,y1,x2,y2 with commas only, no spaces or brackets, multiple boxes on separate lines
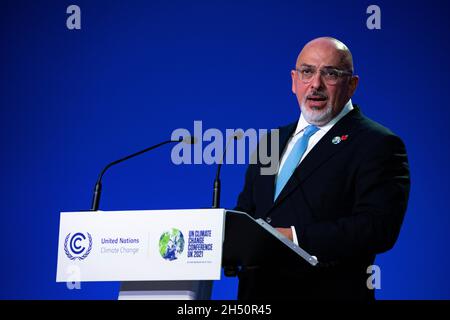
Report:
234,37,410,300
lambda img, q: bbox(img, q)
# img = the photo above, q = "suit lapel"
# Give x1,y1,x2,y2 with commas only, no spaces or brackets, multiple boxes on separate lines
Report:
271,107,364,210
256,121,297,216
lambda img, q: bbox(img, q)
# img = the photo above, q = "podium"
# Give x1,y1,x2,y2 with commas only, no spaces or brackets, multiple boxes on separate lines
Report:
56,209,318,299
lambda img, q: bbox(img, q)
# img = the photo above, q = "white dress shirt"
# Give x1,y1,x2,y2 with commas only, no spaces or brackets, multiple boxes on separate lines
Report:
275,100,354,245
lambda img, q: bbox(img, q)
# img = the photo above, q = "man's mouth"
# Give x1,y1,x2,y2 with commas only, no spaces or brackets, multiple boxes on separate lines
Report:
305,94,328,109
307,95,327,101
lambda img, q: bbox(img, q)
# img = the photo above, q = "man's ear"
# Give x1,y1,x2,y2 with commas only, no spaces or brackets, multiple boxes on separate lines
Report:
349,75,359,96
291,70,297,94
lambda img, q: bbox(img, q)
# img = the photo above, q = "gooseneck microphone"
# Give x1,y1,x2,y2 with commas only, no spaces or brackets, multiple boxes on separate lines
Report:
212,131,243,208
91,136,197,211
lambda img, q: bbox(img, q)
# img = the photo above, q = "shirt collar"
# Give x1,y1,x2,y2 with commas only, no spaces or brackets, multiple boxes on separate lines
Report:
294,99,354,136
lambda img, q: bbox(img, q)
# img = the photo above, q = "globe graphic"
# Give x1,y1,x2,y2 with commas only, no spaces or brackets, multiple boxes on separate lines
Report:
159,228,185,260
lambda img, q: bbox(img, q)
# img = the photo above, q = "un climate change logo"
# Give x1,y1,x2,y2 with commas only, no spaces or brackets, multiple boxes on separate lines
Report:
159,228,185,261
64,232,92,260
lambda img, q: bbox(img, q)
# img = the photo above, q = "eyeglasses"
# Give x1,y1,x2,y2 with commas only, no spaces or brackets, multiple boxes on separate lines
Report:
296,66,353,85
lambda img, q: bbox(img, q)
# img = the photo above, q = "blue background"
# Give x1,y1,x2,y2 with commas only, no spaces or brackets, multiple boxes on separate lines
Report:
1,0,449,300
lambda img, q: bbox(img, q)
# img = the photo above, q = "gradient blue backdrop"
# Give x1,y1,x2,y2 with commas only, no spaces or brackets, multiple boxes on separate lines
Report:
1,0,449,299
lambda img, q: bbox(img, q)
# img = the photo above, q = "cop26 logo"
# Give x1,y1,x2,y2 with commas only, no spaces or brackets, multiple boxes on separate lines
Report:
159,228,185,261
64,232,92,260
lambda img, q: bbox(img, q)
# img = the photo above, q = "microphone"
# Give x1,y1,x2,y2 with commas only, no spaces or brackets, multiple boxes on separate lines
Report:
216,131,244,277
91,136,197,211
212,131,244,208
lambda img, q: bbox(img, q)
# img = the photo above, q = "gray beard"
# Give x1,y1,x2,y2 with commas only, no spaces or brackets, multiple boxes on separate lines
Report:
300,102,334,126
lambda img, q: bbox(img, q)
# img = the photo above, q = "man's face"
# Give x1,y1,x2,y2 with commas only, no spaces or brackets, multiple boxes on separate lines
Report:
291,41,358,126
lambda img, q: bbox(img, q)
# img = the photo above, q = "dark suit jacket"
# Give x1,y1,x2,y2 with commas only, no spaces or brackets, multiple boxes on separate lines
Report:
234,106,410,300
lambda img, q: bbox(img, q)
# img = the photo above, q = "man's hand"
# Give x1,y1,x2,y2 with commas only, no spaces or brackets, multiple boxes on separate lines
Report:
275,227,293,241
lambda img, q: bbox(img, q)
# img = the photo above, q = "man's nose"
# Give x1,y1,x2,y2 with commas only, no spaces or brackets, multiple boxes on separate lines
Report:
310,71,324,89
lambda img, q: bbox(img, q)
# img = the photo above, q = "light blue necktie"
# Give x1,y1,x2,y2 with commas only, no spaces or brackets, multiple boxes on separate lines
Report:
274,125,319,200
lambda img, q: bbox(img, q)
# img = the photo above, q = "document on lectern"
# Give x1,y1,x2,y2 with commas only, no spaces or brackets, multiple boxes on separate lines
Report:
222,210,319,268
56,209,225,282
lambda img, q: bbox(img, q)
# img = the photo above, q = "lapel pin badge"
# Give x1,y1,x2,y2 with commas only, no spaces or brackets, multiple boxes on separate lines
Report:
332,135,348,144
332,136,341,144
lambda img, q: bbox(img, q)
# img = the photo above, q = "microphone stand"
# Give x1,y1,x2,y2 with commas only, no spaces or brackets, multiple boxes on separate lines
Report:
91,138,186,211
212,132,243,277
212,133,242,209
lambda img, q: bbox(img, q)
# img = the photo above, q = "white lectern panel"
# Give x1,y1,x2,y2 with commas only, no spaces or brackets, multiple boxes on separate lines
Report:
56,209,225,282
